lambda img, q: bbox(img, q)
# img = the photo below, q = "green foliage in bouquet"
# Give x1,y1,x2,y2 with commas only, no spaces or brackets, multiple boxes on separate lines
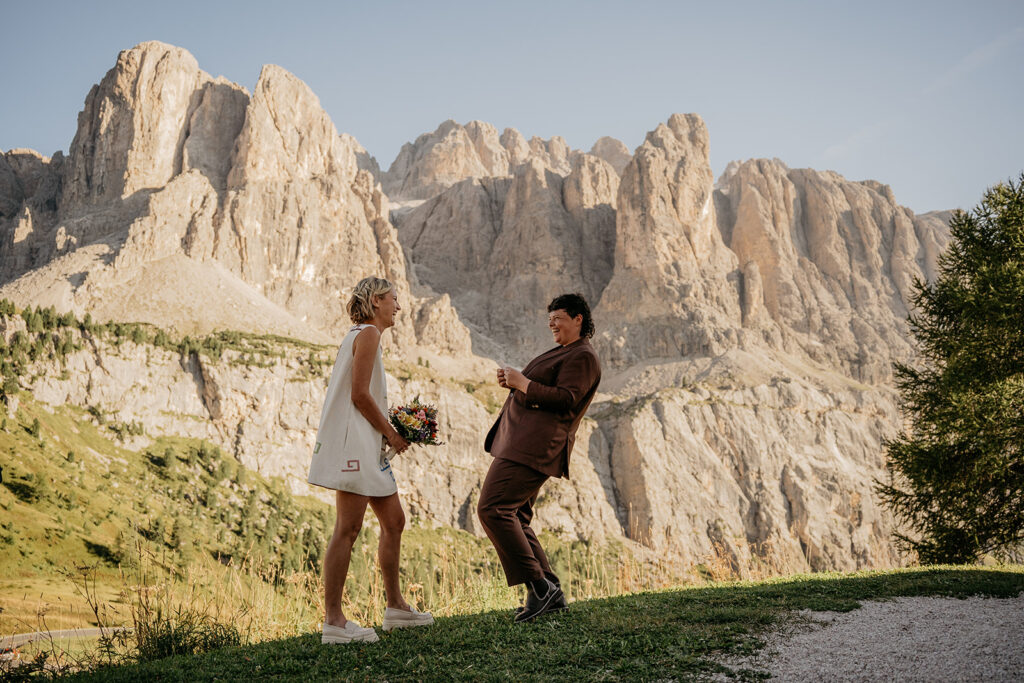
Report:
878,174,1024,564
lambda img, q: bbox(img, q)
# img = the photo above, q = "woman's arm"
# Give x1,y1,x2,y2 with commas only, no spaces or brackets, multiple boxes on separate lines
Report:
502,352,600,413
351,326,410,454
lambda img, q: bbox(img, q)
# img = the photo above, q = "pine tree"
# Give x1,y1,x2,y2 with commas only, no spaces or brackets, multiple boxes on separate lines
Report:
113,530,132,566
170,517,194,562
1,376,18,402
26,311,43,334
878,175,1024,563
163,447,178,477
148,516,165,545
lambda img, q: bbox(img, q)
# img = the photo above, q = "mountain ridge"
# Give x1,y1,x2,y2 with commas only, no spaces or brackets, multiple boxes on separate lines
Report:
0,41,955,574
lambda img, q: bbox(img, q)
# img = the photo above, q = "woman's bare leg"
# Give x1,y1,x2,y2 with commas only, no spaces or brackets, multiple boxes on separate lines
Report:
369,493,409,609
324,491,370,626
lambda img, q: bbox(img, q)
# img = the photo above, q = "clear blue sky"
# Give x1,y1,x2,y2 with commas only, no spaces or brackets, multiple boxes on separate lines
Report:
2,0,1021,213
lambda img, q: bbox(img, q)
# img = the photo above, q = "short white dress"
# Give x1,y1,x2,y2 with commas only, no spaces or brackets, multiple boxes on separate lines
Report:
307,324,397,497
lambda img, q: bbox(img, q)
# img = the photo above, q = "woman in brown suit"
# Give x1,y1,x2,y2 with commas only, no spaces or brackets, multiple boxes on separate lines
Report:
477,293,602,622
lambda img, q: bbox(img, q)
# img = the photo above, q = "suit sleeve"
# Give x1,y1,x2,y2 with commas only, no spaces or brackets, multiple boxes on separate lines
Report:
524,351,600,413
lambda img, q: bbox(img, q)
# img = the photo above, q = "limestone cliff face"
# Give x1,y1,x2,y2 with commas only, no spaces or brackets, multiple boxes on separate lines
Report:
382,119,582,202
22,328,899,574
383,120,507,201
0,149,64,277
379,112,951,573
594,114,758,367
594,360,900,572
194,63,417,347
388,113,950,383
62,43,208,206
589,136,631,176
1,41,956,576
0,42,471,357
395,153,618,361
715,159,950,382
339,133,382,184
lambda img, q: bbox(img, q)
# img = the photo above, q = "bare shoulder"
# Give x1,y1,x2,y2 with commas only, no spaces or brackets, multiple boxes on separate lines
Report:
352,325,381,353
356,325,381,341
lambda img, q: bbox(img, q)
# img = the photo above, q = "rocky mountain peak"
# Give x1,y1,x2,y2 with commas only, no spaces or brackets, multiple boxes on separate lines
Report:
595,113,745,365
382,119,585,202
382,119,503,201
63,41,208,207
499,127,531,167
339,133,382,183
715,157,950,382
228,63,354,187
393,145,618,361
0,42,473,357
589,136,631,176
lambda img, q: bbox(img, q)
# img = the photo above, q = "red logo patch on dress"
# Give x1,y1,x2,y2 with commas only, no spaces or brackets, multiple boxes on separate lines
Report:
340,460,360,472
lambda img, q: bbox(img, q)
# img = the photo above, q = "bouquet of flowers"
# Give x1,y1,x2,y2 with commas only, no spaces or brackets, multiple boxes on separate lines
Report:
381,397,444,460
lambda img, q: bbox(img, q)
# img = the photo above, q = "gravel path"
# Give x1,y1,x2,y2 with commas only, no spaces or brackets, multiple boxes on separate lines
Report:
717,595,1024,682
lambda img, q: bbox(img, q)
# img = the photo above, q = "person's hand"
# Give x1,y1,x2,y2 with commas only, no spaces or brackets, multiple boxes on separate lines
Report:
386,429,411,455
502,367,529,393
497,367,509,389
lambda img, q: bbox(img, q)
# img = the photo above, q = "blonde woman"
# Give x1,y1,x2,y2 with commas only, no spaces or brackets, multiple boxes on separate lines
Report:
308,276,434,644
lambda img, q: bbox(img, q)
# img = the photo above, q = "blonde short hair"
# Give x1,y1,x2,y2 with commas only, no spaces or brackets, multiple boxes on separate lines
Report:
347,276,394,324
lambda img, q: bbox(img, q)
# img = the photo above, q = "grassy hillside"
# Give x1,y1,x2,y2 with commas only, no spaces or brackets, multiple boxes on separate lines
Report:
57,566,1024,682
0,387,651,634
0,384,686,679
6,302,1019,679
0,388,326,634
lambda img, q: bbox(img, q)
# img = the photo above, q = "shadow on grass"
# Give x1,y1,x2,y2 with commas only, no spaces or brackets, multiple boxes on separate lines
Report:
83,540,119,566
66,566,1024,682
3,479,38,504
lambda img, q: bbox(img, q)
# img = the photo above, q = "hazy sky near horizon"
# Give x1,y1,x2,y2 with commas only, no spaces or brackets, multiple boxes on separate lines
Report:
2,0,1022,213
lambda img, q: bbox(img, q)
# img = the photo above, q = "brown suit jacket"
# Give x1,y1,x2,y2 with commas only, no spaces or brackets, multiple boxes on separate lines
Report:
484,338,601,478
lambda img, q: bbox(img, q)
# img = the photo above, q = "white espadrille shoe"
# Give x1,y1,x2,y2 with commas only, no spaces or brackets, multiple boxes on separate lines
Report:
321,620,379,644
382,606,434,631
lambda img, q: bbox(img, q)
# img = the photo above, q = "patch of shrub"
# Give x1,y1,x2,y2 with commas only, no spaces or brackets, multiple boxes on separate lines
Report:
133,609,242,662
109,420,144,440
87,404,106,424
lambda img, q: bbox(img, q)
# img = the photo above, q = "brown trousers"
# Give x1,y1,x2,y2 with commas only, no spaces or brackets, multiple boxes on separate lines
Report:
476,457,560,587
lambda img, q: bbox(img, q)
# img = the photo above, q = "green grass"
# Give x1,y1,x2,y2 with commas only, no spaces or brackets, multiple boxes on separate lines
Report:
0,306,652,640
0,392,659,642
4,302,1022,679
56,566,1023,682
0,391,334,634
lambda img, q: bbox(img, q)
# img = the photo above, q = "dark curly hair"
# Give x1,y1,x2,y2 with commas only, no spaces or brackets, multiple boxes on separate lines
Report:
548,293,595,339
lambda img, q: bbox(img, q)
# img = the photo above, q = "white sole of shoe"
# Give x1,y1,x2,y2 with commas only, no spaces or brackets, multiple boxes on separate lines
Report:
382,616,435,632
322,631,379,644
